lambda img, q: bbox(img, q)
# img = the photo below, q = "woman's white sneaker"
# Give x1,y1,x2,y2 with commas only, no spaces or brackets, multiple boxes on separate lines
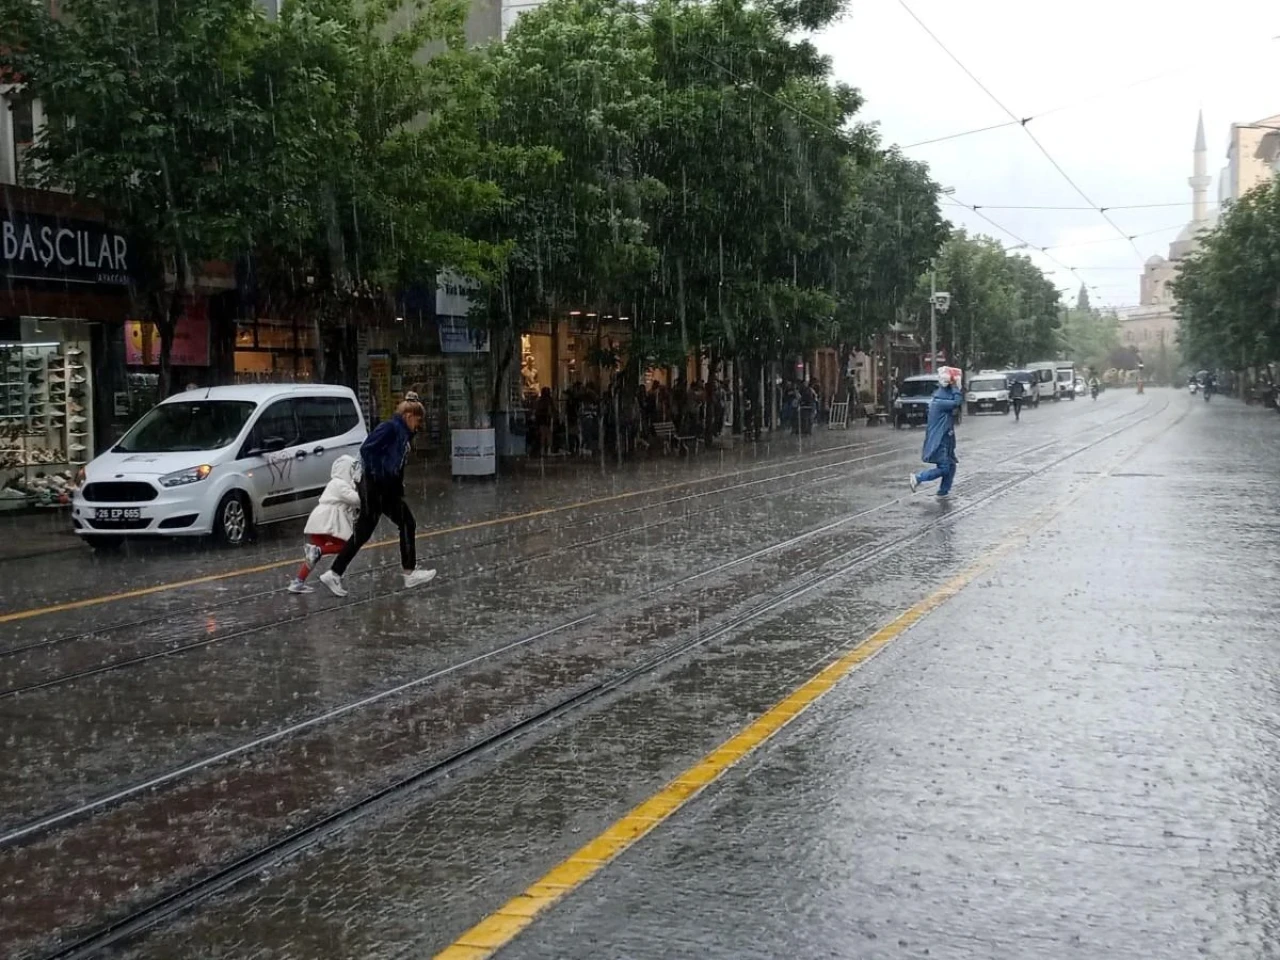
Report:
319,570,348,597
287,579,314,594
403,568,437,588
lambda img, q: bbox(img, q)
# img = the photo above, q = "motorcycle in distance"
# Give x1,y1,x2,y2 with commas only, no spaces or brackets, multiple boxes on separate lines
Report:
1188,379,1199,395
1090,382,1099,400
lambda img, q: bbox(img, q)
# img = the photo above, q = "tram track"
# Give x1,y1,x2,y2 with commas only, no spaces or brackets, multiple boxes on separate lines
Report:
4,397,1162,848
1,400,1160,843
0,442,910,699
0,400,1150,702
0,435,904,659
17,395,1179,960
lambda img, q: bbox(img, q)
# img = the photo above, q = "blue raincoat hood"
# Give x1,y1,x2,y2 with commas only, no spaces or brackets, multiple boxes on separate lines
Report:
921,387,963,464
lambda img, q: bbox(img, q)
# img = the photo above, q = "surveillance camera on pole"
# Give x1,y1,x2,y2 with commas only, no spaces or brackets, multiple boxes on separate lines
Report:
928,277,951,373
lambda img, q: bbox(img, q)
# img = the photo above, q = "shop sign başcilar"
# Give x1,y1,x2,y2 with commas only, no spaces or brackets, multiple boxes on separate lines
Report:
2,211,134,288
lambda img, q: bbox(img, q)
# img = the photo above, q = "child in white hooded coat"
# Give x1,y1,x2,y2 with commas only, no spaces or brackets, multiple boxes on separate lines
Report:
289,455,362,593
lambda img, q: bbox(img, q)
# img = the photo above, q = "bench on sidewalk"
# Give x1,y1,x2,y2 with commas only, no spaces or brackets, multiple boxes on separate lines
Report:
866,407,890,426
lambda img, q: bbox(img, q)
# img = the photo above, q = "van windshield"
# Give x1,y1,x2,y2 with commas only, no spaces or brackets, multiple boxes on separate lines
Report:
114,401,257,453
898,379,936,398
970,378,1006,392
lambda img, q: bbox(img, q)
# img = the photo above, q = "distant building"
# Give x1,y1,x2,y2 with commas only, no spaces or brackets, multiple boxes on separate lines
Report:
1220,113,1280,205
1123,112,1216,354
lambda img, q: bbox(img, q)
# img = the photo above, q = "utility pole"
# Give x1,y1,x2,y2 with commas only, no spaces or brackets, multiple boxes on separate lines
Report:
930,271,937,373
929,277,951,374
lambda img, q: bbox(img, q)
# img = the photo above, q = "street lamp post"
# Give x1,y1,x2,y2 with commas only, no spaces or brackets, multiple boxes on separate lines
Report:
929,186,956,373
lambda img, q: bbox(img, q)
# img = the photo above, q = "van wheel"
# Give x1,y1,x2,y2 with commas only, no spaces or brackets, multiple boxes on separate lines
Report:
1002,402,1010,415
214,492,252,547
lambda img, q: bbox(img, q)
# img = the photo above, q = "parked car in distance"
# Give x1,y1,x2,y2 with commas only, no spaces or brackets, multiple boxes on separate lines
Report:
73,384,367,550
1055,362,1076,400
893,374,963,428
1026,361,1058,402
966,371,1011,416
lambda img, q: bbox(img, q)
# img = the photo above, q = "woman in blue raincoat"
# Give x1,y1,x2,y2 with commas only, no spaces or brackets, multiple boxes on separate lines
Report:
908,368,963,498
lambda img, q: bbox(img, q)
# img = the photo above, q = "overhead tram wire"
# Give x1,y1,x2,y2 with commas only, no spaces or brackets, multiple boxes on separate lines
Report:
941,193,1095,294
897,0,1145,261
940,201,1216,212
613,0,1090,296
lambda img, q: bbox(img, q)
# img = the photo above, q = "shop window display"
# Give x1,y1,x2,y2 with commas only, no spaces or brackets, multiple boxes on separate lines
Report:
0,338,93,509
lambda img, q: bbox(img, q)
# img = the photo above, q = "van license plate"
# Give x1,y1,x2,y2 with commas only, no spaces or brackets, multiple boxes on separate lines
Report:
94,508,141,522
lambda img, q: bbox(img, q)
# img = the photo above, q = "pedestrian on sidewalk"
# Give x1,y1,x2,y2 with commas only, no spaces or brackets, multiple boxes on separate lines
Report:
320,398,436,597
908,367,963,499
1009,376,1025,421
288,455,362,594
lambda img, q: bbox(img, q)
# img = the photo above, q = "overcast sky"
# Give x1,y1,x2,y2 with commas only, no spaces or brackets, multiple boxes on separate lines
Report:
813,0,1280,307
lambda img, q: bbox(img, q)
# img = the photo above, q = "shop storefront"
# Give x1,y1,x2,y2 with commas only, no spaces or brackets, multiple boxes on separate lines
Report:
1,186,135,510
233,315,317,383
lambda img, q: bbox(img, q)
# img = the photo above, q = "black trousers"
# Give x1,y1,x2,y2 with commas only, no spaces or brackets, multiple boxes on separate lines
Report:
331,479,416,575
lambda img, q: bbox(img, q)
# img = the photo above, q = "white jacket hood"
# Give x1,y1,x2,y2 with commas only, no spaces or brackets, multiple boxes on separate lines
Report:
331,455,362,486
305,455,363,540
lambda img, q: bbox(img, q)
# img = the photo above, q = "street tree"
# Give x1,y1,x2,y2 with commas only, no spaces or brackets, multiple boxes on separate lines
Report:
911,231,1060,372
1,0,277,395
829,147,947,390
642,0,860,428
1173,178,1280,374
472,0,662,409
248,0,510,379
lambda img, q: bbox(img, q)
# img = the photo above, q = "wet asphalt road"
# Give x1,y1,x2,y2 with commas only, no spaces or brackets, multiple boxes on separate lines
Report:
3,390,1276,959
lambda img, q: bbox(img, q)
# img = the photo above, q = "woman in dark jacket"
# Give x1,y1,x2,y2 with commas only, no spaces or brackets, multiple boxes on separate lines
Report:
320,398,436,596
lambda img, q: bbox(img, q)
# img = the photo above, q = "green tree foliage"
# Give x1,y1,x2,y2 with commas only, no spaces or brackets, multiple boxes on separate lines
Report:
830,147,948,369
1173,178,1280,372
479,0,946,432
1058,304,1120,377
918,231,1060,372
1,0,277,394
1,0,508,392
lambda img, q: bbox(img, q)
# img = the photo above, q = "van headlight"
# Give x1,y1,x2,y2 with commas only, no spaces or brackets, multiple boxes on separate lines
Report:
159,464,213,488
966,393,976,401
894,399,903,409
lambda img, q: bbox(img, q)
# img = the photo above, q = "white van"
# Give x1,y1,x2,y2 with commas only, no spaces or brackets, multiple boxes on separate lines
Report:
1026,361,1058,402
72,384,367,549
1055,362,1076,400
965,371,1011,415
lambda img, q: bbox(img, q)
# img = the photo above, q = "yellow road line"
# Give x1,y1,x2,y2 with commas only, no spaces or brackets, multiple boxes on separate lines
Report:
431,432,1153,960
0,442,892,626
432,544,1017,960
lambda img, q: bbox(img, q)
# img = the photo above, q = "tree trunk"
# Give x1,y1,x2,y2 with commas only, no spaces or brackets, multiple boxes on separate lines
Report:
154,286,183,398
